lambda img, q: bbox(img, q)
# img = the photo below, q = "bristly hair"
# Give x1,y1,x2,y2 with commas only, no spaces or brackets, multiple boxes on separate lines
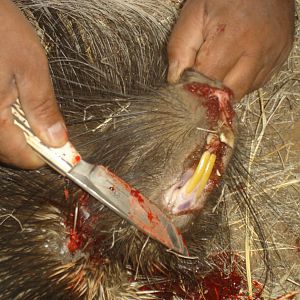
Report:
1,0,297,299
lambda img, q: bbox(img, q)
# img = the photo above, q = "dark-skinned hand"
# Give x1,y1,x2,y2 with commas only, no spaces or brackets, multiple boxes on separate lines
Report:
0,0,68,169
168,0,295,101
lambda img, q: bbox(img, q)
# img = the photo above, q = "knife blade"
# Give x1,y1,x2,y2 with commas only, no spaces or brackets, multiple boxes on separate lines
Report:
12,101,188,256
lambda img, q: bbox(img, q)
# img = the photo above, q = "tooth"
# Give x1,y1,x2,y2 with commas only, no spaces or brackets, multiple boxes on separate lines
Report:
196,153,216,198
185,151,210,194
206,133,215,145
220,127,235,148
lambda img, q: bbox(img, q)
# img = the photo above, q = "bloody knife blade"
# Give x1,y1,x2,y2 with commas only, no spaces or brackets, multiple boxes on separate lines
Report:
12,101,188,255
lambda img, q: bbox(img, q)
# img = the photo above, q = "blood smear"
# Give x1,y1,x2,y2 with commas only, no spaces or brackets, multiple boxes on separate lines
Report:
72,155,81,165
130,188,144,204
138,253,264,299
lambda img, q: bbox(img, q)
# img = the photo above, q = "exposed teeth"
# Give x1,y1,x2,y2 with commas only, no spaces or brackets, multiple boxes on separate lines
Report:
185,151,210,194
220,127,235,148
196,153,216,198
185,151,216,196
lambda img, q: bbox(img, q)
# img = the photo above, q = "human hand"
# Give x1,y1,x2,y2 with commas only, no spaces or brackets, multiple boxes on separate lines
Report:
167,0,295,101
0,0,68,169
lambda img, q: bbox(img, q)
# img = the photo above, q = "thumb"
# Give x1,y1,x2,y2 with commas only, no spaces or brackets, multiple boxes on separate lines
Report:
15,53,68,148
167,0,205,83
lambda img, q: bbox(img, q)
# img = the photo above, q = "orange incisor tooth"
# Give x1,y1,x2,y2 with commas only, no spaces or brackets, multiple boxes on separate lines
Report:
196,153,216,198
186,151,210,194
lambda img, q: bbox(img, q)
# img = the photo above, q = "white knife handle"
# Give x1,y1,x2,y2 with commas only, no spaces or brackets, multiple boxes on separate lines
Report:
12,100,81,175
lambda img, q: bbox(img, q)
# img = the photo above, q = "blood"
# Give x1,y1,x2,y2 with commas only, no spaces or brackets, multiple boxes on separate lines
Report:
147,211,154,222
185,83,220,122
130,188,144,204
128,193,176,250
138,253,264,300
72,154,81,165
201,265,243,299
252,280,264,297
64,188,69,201
102,167,159,227
98,167,171,244
78,192,89,206
217,91,235,124
99,167,160,230
64,179,70,201
64,190,106,260
184,82,235,126
205,94,220,124
183,82,235,195
67,229,81,253
130,188,160,227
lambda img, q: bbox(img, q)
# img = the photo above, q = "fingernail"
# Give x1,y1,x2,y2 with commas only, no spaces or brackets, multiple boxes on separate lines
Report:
41,121,68,147
168,61,181,83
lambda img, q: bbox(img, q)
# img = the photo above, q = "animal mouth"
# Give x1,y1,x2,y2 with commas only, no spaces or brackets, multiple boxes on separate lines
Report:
163,129,234,216
162,78,236,221
166,150,218,214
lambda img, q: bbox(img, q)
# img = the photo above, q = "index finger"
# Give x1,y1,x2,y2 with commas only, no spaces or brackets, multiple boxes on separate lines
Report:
167,0,205,83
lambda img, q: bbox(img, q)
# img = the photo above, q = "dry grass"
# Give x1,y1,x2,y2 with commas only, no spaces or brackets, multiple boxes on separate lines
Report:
225,2,300,298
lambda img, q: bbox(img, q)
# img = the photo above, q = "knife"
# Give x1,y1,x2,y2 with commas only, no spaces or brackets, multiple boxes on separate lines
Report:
12,101,188,256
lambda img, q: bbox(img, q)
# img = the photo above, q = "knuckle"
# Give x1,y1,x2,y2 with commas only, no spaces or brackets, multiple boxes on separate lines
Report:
17,44,50,77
